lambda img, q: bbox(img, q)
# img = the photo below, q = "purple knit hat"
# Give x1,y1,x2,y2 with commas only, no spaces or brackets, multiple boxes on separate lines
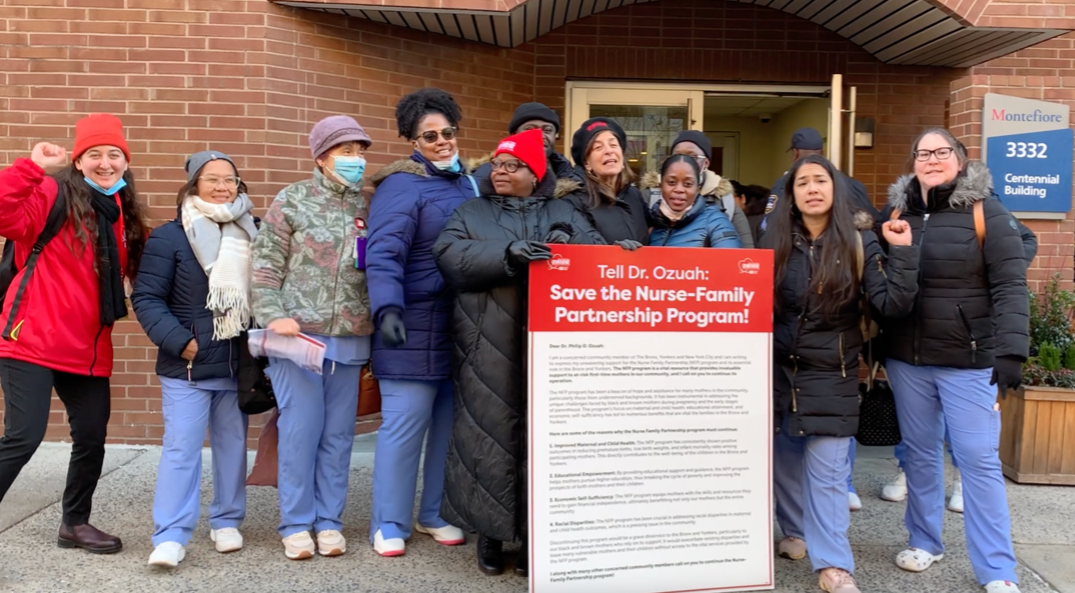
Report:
308,115,373,159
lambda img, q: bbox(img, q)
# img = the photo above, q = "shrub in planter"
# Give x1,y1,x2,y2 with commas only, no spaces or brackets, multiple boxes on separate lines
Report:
1000,273,1075,485
1024,274,1075,386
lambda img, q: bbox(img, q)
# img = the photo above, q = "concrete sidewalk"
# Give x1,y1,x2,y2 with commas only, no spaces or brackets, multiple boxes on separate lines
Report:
0,439,1072,593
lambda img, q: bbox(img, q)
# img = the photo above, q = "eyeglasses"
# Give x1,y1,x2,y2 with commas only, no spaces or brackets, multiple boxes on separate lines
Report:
417,127,458,143
913,147,955,161
199,176,240,188
520,123,557,136
490,159,529,173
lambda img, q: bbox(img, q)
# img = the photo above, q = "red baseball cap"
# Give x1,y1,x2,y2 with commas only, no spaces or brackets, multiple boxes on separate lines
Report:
493,128,547,181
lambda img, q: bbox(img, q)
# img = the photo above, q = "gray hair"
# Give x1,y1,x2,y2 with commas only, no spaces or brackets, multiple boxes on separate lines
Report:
911,127,968,167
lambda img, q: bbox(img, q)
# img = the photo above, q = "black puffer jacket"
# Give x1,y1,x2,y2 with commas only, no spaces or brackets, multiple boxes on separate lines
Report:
880,161,1029,369
563,168,650,245
433,173,603,542
768,213,919,437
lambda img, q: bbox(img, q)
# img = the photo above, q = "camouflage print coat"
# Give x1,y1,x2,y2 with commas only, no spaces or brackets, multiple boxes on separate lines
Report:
252,167,373,337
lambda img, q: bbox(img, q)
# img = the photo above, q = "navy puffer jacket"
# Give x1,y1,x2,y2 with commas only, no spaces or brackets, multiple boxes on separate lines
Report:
132,214,237,381
367,152,479,381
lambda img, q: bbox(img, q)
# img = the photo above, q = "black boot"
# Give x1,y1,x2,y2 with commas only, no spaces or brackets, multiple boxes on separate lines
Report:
514,540,528,577
477,535,504,575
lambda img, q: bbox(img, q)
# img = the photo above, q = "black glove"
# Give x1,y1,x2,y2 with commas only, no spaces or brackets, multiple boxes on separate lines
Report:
615,239,642,251
380,310,407,348
507,241,552,267
990,356,1024,397
545,223,573,245
545,229,571,244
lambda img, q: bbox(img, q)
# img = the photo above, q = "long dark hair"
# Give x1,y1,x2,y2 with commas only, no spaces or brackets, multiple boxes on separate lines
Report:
582,134,637,209
53,164,149,281
763,154,859,317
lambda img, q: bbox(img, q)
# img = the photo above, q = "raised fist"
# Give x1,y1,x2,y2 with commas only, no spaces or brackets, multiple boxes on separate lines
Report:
31,142,68,171
881,219,913,247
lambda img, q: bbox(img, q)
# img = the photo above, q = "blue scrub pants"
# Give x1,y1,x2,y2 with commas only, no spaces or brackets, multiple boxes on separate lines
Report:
847,438,857,494
774,426,855,574
268,357,364,537
887,359,1018,585
895,430,959,470
152,377,248,547
369,378,454,542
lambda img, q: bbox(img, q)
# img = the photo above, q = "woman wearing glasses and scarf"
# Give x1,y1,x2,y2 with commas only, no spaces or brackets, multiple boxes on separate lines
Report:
133,151,255,568
878,128,1027,593
365,88,479,557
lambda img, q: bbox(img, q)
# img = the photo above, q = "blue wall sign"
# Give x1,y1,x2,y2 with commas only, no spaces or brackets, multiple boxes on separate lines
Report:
986,128,1074,213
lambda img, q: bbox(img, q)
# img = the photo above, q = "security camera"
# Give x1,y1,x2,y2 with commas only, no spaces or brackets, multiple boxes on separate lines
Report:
759,114,772,124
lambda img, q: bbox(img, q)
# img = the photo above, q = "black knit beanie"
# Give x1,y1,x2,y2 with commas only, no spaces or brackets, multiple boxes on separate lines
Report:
508,102,561,135
671,130,712,159
570,117,628,167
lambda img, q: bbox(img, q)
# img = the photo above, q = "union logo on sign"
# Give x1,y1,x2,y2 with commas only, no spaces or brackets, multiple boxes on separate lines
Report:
738,258,760,274
548,255,570,271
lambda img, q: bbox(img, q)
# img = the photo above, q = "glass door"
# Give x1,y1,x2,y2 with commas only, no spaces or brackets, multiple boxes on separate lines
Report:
566,85,705,177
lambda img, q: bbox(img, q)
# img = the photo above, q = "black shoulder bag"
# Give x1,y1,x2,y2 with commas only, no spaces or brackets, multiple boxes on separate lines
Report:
0,189,68,341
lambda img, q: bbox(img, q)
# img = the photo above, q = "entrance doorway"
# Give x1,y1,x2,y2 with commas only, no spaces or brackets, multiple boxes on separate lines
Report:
702,94,829,189
565,79,856,190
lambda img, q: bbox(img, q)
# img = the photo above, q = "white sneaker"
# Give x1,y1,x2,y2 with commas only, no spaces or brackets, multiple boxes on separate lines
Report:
881,470,907,502
947,479,964,513
316,529,346,557
895,547,943,572
984,580,1021,593
414,523,466,545
148,541,185,568
373,529,405,557
282,531,315,560
848,492,862,511
210,528,243,553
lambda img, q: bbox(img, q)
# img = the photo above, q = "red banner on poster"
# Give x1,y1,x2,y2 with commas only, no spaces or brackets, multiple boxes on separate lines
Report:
528,245,774,333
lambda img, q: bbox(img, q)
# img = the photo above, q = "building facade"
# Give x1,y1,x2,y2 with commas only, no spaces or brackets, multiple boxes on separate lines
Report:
0,0,1073,445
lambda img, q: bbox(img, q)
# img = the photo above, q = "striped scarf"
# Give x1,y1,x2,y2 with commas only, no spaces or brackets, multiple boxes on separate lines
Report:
181,194,259,340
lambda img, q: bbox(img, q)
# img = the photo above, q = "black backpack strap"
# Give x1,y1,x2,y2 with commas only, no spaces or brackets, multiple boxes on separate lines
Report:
2,189,67,340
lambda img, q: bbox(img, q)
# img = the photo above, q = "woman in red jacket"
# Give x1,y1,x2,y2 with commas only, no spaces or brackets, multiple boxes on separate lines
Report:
0,114,148,554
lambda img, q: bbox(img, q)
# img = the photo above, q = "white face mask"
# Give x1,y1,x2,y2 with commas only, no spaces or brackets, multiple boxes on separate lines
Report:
432,153,461,171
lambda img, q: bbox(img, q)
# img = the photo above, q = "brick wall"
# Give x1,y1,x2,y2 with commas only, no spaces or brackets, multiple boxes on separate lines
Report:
532,0,965,202
1,0,1071,446
0,0,533,446
950,33,1075,293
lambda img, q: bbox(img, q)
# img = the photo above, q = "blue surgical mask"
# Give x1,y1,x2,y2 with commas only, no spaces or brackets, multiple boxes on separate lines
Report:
84,176,127,196
331,156,366,186
432,153,460,172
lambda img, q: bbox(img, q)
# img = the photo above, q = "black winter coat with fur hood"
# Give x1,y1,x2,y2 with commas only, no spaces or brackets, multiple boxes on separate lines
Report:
878,160,1029,369
432,173,603,542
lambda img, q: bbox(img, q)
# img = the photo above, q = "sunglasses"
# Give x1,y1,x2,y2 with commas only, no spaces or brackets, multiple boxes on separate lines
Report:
417,127,458,143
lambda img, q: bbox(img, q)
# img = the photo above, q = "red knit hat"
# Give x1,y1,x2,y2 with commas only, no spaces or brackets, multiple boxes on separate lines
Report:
73,114,131,163
493,128,547,181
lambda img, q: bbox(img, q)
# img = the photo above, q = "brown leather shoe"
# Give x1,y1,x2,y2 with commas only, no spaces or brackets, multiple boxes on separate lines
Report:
58,523,123,554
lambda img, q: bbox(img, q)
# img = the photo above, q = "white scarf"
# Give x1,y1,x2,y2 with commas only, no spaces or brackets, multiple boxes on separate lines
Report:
181,194,259,340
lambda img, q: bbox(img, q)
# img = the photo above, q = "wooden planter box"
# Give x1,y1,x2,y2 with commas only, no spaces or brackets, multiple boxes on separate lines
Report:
998,386,1075,486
